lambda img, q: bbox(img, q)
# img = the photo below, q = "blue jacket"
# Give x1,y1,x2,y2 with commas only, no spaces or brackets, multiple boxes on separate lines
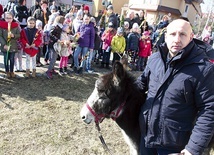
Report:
137,40,214,155
126,32,140,51
77,22,95,49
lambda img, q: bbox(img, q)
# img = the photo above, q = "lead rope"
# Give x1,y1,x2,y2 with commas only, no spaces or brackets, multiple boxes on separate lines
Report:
95,123,114,155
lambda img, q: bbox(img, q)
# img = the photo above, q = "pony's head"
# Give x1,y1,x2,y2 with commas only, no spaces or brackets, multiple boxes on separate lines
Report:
81,62,130,124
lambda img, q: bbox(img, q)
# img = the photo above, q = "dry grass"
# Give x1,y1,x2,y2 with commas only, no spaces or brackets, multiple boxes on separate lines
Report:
0,71,130,155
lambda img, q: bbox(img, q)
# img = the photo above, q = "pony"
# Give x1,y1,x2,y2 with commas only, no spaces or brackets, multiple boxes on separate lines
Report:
80,62,146,155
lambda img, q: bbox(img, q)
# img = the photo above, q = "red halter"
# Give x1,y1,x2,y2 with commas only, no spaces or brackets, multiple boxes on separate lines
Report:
86,101,126,124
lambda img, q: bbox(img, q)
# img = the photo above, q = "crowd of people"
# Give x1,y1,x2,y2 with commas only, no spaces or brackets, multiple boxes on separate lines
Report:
0,1,213,155
0,0,213,80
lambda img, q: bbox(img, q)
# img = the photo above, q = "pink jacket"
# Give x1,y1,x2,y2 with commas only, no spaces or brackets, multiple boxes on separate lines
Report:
101,29,116,50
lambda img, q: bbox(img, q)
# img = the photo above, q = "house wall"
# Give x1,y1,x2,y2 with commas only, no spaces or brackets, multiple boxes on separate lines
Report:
160,0,181,9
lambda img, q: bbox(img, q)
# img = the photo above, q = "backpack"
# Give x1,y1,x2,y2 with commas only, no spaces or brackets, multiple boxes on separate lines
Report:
49,25,63,47
43,30,50,45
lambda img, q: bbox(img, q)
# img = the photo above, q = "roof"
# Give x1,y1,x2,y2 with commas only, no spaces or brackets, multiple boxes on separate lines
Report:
129,4,181,16
157,5,181,15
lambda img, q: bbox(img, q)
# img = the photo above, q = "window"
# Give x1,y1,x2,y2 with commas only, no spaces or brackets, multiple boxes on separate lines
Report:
185,5,189,13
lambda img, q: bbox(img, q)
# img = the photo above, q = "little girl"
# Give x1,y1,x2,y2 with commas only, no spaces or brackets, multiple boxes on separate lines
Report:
138,30,152,71
54,24,71,75
36,20,44,67
20,17,42,77
0,12,20,78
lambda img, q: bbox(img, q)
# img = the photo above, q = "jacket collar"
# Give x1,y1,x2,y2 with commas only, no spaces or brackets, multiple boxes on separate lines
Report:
159,40,205,66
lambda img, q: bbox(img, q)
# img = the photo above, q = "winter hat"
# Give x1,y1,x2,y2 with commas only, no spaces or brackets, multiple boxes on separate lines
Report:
108,22,114,28
36,20,42,28
124,21,129,27
83,5,89,11
90,17,96,23
117,27,123,34
107,5,113,10
76,10,83,17
143,31,150,36
132,23,139,29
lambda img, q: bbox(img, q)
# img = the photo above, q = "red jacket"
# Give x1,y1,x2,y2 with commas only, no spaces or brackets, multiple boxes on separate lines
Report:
20,28,42,57
138,38,151,58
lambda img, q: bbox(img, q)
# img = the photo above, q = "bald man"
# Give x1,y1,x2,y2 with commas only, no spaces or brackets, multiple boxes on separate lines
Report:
137,19,214,155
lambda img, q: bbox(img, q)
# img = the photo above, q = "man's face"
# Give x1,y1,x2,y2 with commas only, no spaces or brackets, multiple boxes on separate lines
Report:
165,19,194,57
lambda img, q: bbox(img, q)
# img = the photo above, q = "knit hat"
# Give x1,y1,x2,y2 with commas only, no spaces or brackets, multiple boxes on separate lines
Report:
143,31,150,36
108,22,114,28
90,17,96,23
83,5,89,11
36,20,42,28
132,23,139,29
117,27,123,34
124,21,129,27
107,5,113,10
76,10,83,17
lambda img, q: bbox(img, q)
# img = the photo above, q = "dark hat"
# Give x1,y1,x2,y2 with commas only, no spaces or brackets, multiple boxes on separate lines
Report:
108,22,114,28
107,5,113,10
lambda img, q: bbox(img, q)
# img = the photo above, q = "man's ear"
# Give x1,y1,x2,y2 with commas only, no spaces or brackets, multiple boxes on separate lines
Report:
190,32,194,41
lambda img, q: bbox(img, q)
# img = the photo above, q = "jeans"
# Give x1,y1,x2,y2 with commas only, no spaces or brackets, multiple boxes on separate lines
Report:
86,50,94,70
47,47,58,71
73,46,89,68
3,52,15,72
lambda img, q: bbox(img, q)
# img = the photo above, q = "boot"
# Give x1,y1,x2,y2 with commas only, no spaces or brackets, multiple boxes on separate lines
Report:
106,63,110,69
25,69,30,78
100,62,104,68
59,68,63,75
6,72,11,78
64,67,67,74
10,72,15,78
32,69,36,78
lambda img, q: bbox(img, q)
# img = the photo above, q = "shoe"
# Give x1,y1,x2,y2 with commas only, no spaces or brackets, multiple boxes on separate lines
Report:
44,61,49,65
74,67,78,74
6,72,11,78
100,63,104,68
46,71,53,79
87,69,94,73
59,68,64,76
52,69,58,75
10,72,16,78
63,67,68,75
78,67,83,74
15,70,20,72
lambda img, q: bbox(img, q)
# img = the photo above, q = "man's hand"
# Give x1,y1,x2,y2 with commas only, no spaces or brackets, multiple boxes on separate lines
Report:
181,149,192,155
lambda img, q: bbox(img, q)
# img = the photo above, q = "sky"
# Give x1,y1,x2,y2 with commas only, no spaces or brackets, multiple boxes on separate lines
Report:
200,0,212,13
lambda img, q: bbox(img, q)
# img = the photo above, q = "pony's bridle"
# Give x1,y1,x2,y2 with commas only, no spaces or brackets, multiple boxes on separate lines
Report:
85,101,126,155
86,101,126,124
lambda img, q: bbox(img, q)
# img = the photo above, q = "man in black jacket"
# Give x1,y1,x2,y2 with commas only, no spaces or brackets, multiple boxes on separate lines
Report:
137,19,214,155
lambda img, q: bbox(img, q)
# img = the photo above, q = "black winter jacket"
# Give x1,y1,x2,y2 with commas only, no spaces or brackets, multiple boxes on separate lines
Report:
137,40,214,155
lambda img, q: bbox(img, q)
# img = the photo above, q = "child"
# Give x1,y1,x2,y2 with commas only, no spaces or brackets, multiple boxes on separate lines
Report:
54,24,71,75
0,11,20,78
101,22,116,69
111,27,126,65
20,17,42,77
45,15,65,79
36,20,44,67
126,23,141,70
138,30,152,71
14,27,24,72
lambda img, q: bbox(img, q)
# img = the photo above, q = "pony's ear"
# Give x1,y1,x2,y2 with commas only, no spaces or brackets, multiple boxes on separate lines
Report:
112,62,125,86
